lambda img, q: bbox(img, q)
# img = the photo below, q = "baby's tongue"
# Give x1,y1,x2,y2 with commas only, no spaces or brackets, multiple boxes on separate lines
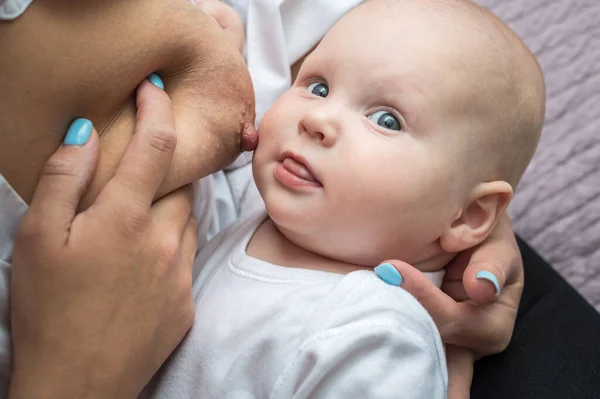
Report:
282,157,316,182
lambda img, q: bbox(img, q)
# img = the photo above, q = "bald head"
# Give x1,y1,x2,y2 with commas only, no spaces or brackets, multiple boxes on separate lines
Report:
366,0,546,188
438,0,546,189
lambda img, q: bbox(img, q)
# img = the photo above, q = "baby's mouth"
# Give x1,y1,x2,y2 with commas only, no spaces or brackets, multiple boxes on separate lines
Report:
281,157,320,184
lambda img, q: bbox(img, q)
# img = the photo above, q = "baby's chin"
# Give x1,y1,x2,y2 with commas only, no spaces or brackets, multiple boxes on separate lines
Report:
320,248,450,273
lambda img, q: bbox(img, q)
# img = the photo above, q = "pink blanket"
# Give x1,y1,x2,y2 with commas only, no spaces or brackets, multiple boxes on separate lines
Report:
476,0,600,310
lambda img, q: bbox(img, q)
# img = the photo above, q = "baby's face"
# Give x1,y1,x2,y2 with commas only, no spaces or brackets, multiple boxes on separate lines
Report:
253,1,478,267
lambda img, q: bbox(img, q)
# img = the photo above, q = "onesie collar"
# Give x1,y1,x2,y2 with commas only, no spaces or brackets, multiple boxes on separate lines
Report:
0,175,28,264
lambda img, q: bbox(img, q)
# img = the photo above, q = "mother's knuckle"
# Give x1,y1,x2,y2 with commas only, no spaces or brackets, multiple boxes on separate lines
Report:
43,154,78,178
440,320,460,342
493,330,512,353
116,205,149,236
147,125,177,154
484,321,512,355
15,215,43,245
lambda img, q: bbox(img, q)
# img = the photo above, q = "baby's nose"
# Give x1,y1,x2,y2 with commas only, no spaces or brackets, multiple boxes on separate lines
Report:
299,108,341,146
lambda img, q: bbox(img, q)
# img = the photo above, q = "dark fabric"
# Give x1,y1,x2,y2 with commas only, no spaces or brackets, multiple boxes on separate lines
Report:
471,237,600,399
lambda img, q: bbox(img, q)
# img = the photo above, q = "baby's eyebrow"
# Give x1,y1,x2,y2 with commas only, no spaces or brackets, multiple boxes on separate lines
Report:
365,78,407,102
297,51,336,75
370,72,423,95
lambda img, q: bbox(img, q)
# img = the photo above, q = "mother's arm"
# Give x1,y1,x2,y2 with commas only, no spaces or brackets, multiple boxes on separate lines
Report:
0,0,256,205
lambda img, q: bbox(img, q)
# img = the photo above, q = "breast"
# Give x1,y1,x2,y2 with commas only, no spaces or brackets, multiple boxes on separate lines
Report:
0,0,255,205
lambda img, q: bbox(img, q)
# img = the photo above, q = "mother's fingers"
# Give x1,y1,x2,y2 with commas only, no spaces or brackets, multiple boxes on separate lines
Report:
448,297,519,355
99,76,176,211
147,191,198,362
25,120,99,246
152,214,198,362
446,261,521,354
375,259,519,356
441,249,472,302
150,184,194,235
446,345,475,399
443,249,509,305
375,260,461,333
461,213,523,305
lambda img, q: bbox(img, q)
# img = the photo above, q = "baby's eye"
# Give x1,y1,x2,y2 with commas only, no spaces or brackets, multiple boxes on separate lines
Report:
307,82,329,98
368,111,402,131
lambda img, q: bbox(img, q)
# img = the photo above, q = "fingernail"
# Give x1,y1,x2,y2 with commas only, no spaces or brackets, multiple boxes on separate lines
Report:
64,118,93,146
375,263,403,286
476,270,501,295
148,73,164,90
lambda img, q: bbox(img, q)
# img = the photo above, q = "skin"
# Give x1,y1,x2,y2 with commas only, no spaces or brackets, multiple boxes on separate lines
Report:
0,1,254,396
203,9,525,396
196,0,245,53
250,0,542,273
248,2,543,397
3,0,534,396
0,0,256,207
10,83,199,399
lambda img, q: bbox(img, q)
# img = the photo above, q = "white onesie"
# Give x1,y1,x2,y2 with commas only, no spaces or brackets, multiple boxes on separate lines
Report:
0,0,31,20
143,210,448,398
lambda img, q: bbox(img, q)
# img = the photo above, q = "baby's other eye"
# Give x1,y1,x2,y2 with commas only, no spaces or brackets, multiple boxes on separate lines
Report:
368,111,402,131
307,82,329,98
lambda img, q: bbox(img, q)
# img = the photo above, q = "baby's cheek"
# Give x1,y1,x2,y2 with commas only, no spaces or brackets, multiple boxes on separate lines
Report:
251,138,273,195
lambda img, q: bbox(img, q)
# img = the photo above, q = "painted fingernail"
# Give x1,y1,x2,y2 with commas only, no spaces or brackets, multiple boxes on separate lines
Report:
64,118,92,146
476,270,501,295
148,73,164,90
375,263,403,286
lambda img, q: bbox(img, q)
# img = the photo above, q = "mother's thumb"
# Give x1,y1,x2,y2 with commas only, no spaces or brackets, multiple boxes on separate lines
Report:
375,260,457,329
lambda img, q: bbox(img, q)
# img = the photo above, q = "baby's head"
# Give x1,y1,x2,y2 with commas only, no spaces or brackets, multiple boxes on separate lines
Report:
253,0,545,271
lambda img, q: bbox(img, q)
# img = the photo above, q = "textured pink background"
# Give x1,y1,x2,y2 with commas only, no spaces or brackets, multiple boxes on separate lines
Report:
476,0,600,310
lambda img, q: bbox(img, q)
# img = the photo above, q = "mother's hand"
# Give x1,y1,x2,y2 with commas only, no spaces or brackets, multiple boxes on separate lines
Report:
379,213,524,357
9,79,196,399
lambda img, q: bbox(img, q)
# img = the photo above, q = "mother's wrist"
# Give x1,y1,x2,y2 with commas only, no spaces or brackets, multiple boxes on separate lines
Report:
9,355,135,399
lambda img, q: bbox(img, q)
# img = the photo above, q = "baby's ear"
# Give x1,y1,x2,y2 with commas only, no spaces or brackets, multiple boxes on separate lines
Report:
440,181,513,253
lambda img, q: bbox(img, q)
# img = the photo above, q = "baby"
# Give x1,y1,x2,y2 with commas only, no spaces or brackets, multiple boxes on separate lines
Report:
148,0,545,397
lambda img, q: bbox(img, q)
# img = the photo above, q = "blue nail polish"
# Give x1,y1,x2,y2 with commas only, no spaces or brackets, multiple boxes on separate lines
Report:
148,73,164,90
375,263,403,286
64,118,93,146
476,270,501,295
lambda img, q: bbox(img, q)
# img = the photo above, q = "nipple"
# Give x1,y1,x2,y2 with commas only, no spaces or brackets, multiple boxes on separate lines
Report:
241,123,258,152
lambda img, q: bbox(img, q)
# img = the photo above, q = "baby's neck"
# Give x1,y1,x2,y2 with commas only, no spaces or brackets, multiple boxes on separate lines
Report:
246,217,372,274
246,216,452,275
